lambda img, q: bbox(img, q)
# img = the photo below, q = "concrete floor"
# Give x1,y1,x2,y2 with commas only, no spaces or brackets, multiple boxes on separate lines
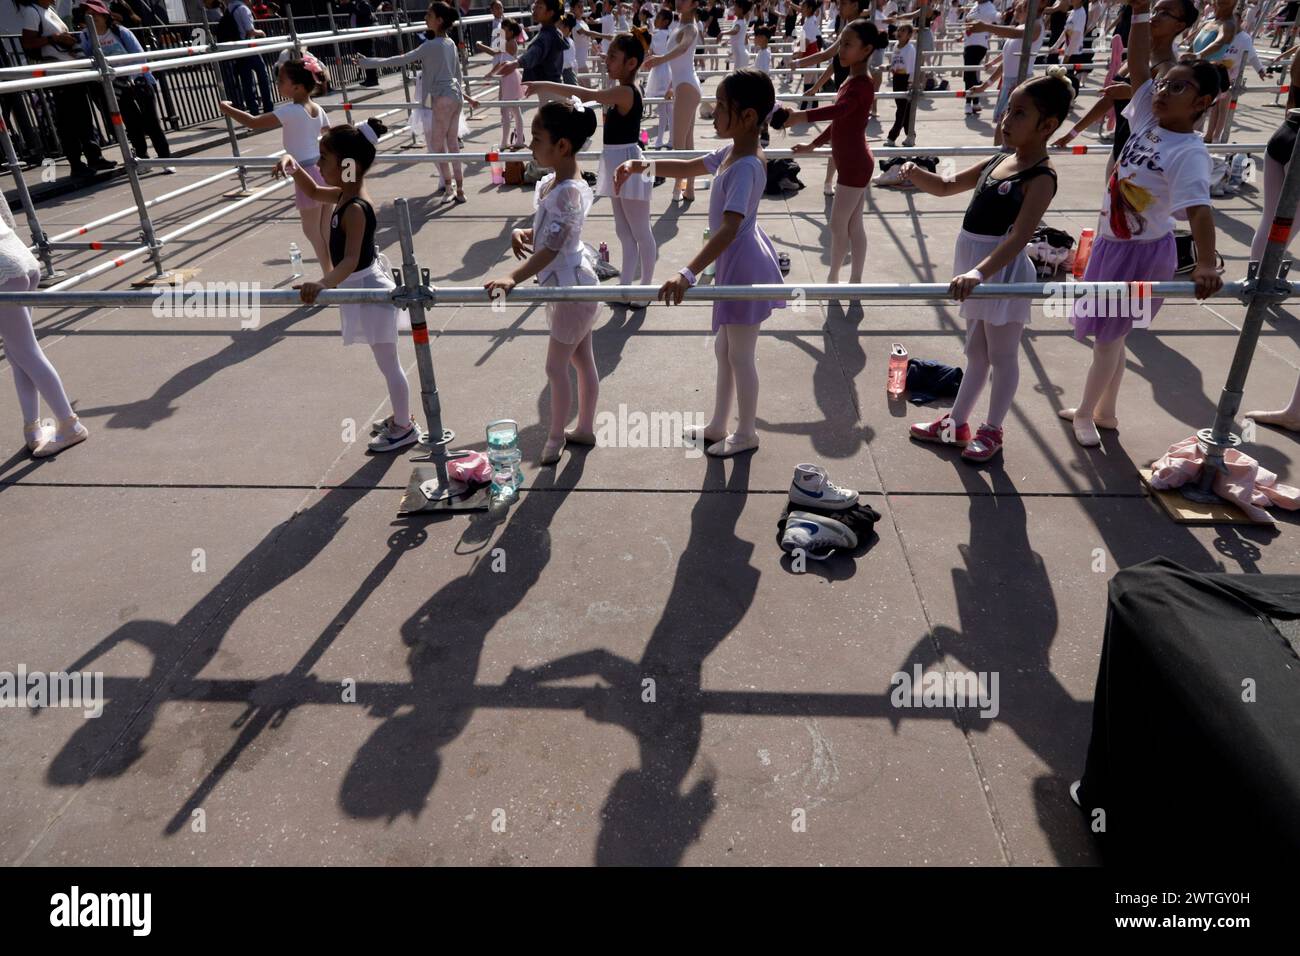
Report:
2,64,1298,866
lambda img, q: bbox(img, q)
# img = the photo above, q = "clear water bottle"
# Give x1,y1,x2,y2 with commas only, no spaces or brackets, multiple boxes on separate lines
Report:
289,241,303,278
888,343,908,399
486,419,523,504
703,229,715,276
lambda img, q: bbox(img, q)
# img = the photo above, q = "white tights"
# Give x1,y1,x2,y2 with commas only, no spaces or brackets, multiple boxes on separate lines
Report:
545,331,599,440
369,341,410,425
950,320,1023,429
610,197,656,285
706,323,760,440
1,270,74,424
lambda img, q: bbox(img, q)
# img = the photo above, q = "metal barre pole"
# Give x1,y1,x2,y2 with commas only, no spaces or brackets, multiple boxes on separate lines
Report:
0,280,1256,308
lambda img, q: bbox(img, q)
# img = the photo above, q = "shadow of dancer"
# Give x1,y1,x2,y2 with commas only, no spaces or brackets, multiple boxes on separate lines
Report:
889,463,1096,862
502,455,759,864
43,455,402,789
73,306,323,430
757,300,873,458
338,451,588,822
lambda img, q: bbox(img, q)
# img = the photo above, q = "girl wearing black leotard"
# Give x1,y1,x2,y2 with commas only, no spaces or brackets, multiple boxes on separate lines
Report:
281,121,420,454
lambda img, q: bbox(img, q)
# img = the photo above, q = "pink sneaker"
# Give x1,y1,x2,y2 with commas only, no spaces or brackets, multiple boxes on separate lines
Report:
909,416,970,447
961,424,1004,462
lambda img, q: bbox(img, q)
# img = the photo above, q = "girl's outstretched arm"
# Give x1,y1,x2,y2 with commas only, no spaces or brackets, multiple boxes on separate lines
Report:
275,156,344,204
615,156,710,189
219,101,280,130
524,80,634,112
899,158,986,197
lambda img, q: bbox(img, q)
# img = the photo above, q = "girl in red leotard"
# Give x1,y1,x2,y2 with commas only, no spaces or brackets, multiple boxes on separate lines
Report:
771,18,881,283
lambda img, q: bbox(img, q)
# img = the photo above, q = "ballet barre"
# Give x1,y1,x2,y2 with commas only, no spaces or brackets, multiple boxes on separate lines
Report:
132,140,1269,170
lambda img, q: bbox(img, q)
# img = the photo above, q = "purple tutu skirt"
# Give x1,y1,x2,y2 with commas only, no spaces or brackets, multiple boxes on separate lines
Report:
710,227,786,333
1071,232,1177,344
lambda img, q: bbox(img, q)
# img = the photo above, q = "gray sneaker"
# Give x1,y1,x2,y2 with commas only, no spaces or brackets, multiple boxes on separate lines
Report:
367,420,422,453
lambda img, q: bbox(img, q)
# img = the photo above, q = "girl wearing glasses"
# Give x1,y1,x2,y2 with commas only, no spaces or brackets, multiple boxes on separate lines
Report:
1060,0,1224,448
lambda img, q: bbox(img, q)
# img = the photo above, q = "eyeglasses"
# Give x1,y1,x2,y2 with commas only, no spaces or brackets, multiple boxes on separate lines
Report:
1153,77,1200,96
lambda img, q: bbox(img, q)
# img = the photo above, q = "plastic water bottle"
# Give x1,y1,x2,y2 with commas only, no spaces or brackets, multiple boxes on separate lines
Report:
888,343,908,399
289,241,303,278
486,419,523,504
1073,228,1095,280
599,241,610,263
491,159,505,185
703,229,715,277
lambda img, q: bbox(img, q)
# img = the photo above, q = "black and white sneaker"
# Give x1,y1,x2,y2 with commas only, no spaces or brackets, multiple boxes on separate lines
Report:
367,420,421,452
789,462,859,510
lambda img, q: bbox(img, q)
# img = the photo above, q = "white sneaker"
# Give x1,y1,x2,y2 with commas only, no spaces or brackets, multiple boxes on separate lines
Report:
789,462,858,510
903,135,916,147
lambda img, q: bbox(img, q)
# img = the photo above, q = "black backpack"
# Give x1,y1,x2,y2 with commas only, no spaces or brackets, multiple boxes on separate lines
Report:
765,157,802,195
213,9,242,43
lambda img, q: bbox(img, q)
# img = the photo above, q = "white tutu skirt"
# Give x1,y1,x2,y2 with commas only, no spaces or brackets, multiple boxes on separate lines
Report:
646,65,671,98
541,262,601,345
412,104,470,143
339,254,410,346
952,228,1035,345
597,142,651,200
0,229,40,285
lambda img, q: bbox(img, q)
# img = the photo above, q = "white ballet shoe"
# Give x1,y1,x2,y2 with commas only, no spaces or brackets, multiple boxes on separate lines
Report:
23,419,52,452
31,416,88,458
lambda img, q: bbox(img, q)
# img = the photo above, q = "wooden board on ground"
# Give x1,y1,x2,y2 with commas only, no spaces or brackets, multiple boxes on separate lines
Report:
130,268,201,288
1139,467,1255,525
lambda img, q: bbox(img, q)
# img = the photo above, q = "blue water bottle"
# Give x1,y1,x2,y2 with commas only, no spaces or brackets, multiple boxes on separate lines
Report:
486,419,523,504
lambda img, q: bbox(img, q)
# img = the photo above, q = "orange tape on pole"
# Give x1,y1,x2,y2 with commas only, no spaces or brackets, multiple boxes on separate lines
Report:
1269,216,1293,245
412,325,430,344
111,114,123,126
1072,144,1087,154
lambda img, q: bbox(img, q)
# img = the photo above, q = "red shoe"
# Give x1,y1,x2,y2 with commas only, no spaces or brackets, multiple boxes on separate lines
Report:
961,423,1004,462
909,416,970,446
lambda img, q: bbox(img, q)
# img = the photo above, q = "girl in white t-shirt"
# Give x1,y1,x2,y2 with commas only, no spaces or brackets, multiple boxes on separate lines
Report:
1062,4,1224,447
220,57,333,271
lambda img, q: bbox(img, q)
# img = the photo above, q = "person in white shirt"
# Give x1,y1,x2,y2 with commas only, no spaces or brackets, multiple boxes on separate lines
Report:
964,0,999,114
18,0,113,177
967,0,1044,143
1203,25,1268,142
870,0,895,112
885,22,916,145
1049,0,1088,93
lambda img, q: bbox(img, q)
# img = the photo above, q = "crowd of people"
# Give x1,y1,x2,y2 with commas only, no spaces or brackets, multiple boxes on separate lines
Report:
3,0,1300,465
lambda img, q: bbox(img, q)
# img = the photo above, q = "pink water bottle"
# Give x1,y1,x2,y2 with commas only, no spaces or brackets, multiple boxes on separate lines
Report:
599,241,610,263
888,343,908,399
1073,228,1095,280
639,128,649,147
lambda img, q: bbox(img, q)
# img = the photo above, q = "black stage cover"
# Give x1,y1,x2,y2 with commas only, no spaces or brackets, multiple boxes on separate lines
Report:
1078,557,1300,862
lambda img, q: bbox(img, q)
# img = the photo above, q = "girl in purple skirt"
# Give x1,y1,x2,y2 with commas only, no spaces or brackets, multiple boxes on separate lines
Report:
1060,0,1223,448
615,68,785,458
